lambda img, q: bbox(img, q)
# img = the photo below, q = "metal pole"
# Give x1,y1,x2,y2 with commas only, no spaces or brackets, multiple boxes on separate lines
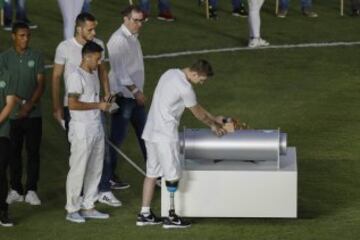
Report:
106,139,146,176
340,0,344,16
275,0,279,15
0,9,3,26
129,0,133,5
205,0,209,19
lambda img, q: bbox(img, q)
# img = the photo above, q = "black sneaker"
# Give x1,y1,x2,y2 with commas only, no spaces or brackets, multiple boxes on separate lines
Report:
0,212,14,227
136,210,162,226
110,179,130,190
209,8,218,20
232,7,248,17
351,9,360,16
163,211,191,229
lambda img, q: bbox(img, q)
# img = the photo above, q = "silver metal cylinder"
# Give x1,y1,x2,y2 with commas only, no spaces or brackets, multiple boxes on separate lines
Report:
180,129,287,161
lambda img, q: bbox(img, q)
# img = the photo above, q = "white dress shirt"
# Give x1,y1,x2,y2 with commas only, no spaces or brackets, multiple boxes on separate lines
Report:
107,24,145,98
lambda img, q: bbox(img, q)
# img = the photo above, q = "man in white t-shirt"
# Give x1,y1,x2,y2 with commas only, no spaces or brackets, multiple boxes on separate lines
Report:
65,41,111,223
52,13,121,207
137,59,227,229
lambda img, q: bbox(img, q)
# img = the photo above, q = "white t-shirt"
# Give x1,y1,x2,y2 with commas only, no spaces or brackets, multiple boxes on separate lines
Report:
67,67,101,123
142,69,197,142
107,25,144,98
54,37,105,106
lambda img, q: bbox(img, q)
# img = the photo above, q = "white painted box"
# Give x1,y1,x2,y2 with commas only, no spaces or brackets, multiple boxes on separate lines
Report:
161,147,297,218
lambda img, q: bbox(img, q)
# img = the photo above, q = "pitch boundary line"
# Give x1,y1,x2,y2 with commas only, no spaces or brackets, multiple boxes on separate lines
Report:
44,41,360,69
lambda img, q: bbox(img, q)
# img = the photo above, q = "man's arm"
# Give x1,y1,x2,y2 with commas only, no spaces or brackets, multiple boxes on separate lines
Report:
51,63,65,122
18,73,46,118
0,95,18,124
68,94,111,111
107,37,145,105
189,104,226,136
98,62,111,100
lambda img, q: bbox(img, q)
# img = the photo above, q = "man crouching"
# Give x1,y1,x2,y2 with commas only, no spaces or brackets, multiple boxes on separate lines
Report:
65,41,111,223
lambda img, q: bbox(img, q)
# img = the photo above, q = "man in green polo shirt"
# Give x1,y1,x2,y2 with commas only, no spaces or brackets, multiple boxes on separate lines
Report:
0,69,18,227
0,22,46,206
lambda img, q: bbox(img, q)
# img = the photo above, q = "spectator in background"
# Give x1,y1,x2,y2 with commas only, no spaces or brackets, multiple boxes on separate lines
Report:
0,69,18,227
351,0,360,16
57,0,85,39
2,0,37,31
139,0,175,22
207,0,248,19
0,22,46,206
277,0,318,18
248,0,269,48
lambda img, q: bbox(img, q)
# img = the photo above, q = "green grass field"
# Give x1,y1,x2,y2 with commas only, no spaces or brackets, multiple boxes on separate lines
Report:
1,0,360,239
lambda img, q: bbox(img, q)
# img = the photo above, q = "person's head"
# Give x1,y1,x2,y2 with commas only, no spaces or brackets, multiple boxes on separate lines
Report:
187,59,214,85
11,22,31,51
81,41,104,71
121,5,144,34
75,12,97,41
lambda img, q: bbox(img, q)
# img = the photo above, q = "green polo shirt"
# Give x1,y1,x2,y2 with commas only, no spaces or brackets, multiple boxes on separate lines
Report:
0,48,45,119
0,69,17,138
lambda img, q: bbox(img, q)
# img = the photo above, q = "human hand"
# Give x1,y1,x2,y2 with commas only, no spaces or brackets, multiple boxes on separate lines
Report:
134,91,146,106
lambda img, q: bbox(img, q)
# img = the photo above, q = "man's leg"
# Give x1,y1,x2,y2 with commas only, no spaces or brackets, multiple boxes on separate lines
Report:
158,0,171,13
23,117,42,205
0,137,12,225
137,141,162,226
9,119,24,195
108,98,134,188
139,0,151,15
279,0,289,11
3,0,12,28
130,104,147,162
65,122,89,222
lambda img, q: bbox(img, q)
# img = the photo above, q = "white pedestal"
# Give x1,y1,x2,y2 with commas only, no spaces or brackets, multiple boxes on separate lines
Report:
161,147,297,218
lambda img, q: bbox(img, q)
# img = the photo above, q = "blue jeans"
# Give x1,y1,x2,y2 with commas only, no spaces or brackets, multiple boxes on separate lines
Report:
3,0,28,26
139,0,171,14
209,0,245,10
279,0,312,11
98,97,147,192
81,0,91,13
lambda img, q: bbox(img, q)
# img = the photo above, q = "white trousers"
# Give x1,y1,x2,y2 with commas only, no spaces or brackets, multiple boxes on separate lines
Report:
65,121,104,213
248,0,265,39
57,0,85,40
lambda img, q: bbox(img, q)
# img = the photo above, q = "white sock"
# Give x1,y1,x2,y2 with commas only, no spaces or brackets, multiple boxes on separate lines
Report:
141,207,150,215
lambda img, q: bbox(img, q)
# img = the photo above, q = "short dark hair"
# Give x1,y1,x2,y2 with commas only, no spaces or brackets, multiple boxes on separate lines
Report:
12,21,29,34
75,12,96,28
81,41,104,57
121,5,143,18
190,59,214,77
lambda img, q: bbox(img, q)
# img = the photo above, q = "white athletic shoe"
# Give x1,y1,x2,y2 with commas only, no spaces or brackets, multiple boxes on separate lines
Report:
6,190,24,204
98,191,122,207
248,38,270,48
66,211,85,223
25,191,41,205
80,209,110,219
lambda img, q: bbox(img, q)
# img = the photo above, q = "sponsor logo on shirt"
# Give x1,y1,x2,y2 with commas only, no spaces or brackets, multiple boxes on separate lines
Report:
28,60,35,68
0,81,6,89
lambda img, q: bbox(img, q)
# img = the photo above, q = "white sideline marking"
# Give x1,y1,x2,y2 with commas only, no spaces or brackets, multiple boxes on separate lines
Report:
44,41,360,69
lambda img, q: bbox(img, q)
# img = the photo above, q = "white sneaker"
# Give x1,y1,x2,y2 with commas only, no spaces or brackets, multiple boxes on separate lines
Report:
80,209,110,219
25,191,41,205
98,191,122,207
248,38,270,48
66,211,85,223
6,190,24,204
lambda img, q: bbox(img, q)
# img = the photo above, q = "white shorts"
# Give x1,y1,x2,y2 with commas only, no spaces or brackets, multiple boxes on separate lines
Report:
145,141,181,181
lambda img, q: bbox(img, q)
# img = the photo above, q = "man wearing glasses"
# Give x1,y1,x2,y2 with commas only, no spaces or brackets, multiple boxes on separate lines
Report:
107,5,147,191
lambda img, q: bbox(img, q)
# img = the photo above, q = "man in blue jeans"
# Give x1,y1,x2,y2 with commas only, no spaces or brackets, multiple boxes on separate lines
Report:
107,5,147,192
277,0,318,18
139,0,175,22
208,0,248,19
2,0,37,31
